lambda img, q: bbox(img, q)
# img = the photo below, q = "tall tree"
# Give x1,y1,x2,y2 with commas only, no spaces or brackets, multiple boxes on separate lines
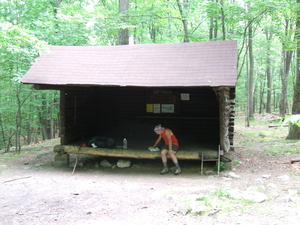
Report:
287,0,300,139
220,0,226,40
247,22,255,123
118,0,130,45
176,0,190,42
208,0,219,40
279,19,294,117
265,30,272,113
50,0,63,18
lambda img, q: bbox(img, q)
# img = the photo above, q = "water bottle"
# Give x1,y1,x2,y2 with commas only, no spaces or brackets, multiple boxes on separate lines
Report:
123,138,127,149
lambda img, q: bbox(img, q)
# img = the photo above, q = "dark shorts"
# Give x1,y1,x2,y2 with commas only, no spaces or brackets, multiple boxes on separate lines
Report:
161,145,179,152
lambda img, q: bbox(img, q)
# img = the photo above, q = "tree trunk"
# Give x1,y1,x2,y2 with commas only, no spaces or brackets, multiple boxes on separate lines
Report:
279,50,288,117
265,30,272,113
247,23,254,123
40,118,50,140
220,0,226,40
26,119,32,145
279,50,293,117
214,17,218,39
209,17,214,40
149,23,157,43
118,0,130,45
176,0,190,42
280,19,294,117
50,0,63,35
15,84,32,152
50,92,54,139
50,0,63,18
287,0,300,139
209,0,218,40
259,80,265,114
15,83,23,153
0,113,6,149
35,94,51,140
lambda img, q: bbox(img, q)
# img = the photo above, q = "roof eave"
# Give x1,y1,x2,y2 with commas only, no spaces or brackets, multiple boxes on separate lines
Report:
31,83,236,91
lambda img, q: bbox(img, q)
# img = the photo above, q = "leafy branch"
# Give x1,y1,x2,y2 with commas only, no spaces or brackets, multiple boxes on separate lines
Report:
280,114,300,127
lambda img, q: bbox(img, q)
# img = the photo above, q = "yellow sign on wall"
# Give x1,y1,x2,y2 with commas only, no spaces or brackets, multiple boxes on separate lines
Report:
146,104,153,112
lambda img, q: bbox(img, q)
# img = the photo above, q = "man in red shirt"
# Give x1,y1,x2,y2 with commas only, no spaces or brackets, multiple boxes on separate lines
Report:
150,124,181,175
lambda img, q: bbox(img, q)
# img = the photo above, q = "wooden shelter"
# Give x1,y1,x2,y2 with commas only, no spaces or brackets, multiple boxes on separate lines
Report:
22,41,237,171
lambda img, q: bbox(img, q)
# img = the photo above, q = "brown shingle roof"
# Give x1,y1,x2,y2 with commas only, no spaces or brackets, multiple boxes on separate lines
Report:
21,41,237,87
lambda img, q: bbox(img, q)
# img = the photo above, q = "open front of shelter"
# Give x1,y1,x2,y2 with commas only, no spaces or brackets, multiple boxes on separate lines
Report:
21,41,237,174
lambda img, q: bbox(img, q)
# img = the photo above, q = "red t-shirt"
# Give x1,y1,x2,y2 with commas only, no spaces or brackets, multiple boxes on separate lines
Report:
161,129,179,146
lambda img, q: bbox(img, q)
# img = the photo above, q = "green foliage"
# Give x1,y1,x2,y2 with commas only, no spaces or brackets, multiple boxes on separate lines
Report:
0,22,47,78
214,161,225,172
280,114,300,127
0,17,48,150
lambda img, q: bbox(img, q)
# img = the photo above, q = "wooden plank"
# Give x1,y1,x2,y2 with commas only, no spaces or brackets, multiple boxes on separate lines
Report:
54,145,219,160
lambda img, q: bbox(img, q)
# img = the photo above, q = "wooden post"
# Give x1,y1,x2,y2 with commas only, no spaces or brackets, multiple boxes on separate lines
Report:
217,87,231,152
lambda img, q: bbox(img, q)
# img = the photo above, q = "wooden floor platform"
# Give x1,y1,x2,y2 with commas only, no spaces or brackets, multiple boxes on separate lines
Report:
54,144,222,175
54,145,219,160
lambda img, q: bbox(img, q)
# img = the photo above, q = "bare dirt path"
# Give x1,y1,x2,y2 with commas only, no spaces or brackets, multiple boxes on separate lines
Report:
1,123,300,225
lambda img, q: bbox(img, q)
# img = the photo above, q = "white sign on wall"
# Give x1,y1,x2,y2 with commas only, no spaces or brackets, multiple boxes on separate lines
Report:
153,104,161,113
181,93,190,101
161,104,174,113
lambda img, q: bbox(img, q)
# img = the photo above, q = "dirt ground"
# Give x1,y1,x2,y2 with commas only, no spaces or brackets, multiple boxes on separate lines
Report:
1,122,300,225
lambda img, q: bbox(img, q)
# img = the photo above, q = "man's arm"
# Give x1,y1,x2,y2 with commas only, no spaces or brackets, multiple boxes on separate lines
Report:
165,130,173,151
152,135,162,147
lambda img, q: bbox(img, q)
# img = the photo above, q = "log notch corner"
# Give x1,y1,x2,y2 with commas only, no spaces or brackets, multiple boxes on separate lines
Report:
215,87,235,152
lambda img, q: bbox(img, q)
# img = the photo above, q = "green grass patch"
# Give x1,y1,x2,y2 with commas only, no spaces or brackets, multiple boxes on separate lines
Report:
263,142,300,155
0,152,22,163
0,138,59,165
234,116,297,151
195,189,254,214
238,128,289,145
234,116,281,127
21,138,59,153
233,160,242,165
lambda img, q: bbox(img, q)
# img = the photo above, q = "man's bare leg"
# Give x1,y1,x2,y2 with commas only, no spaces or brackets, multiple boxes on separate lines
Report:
160,149,169,174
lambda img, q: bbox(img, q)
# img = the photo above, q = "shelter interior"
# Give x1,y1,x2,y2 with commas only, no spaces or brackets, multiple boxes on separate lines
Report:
58,85,234,152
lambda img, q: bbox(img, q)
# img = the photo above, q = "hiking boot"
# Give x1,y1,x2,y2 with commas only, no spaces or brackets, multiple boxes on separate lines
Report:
160,167,169,175
174,167,181,175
